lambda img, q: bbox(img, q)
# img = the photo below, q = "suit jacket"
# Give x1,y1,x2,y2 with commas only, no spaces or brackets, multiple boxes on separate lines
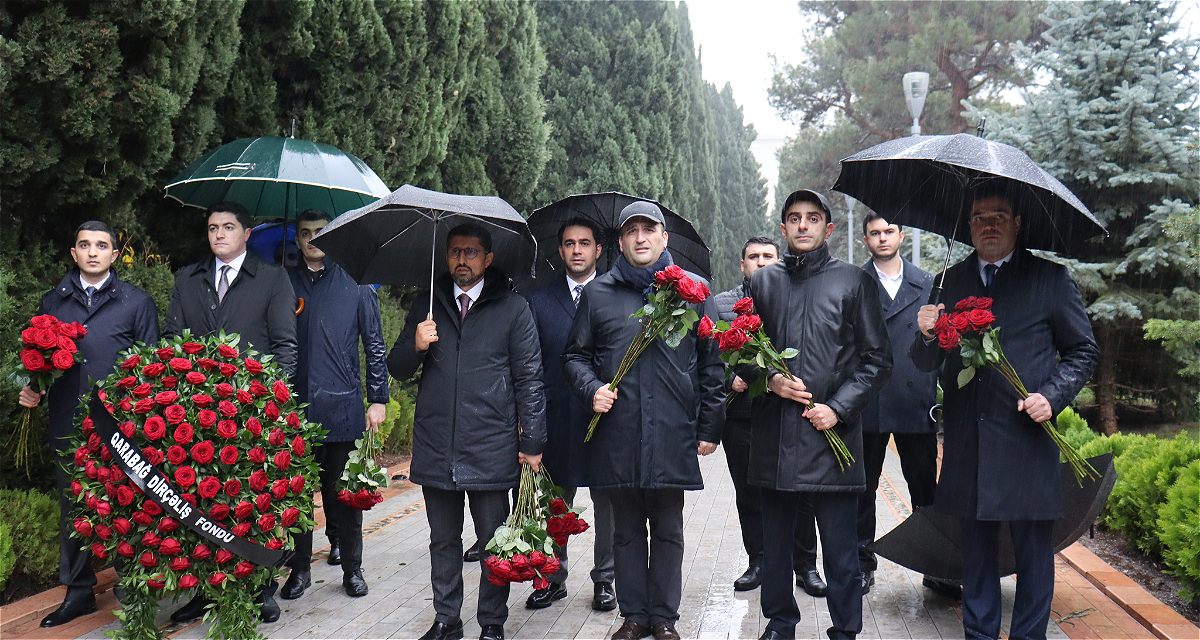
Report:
911,249,1098,520
859,257,938,434
164,252,298,377
528,277,594,487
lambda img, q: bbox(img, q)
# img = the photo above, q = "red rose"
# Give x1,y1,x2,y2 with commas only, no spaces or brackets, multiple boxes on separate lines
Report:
661,265,686,282
286,412,300,428
174,466,196,488
338,489,353,505
264,401,280,421
174,423,194,445
160,376,178,389
190,440,215,464
112,517,132,536
117,541,135,558
273,450,291,470
170,556,191,571
950,313,971,332
143,415,167,439
119,398,133,412
223,478,241,496
272,379,290,403
157,517,180,533
265,538,284,550
116,485,135,506
217,400,237,417
554,535,568,547
281,507,301,527
245,417,263,437
110,467,126,483
142,362,166,377
675,275,710,304
197,477,221,499
248,447,267,464
208,573,227,587
132,511,154,526
142,531,162,547
208,504,230,521
115,376,138,390
965,309,996,332
257,513,276,532
160,538,183,555
533,575,549,590
697,315,715,339
35,328,58,349
731,313,762,334
218,345,240,359
166,445,187,465
236,389,253,404
197,358,218,371
192,394,214,408
153,391,177,405
546,518,565,536
73,518,93,537
197,410,217,427
178,574,199,589
52,349,76,370
19,349,45,372
192,544,213,560
142,499,163,516
232,522,251,536
543,557,561,574
185,371,207,385
87,432,101,451
217,420,238,439
938,326,962,351
289,475,305,495
20,327,38,345
147,575,166,589
120,355,142,370
268,429,286,446
290,436,306,456
717,328,750,352
215,549,234,564
220,446,239,465
119,421,135,438
90,543,109,559
163,404,186,425
133,397,155,414
249,470,269,492
254,493,272,512
234,561,256,578
267,478,287,499
955,295,993,312
218,362,239,377
214,383,234,398
248,380,269,397
234,501,253,520
549,499,568,515
178,343,203,356
71,478,83,496
732,296,755,315
244,357,263,373
154,347,174,360
168,357,192,372
138,551,158,568
933,313,951,334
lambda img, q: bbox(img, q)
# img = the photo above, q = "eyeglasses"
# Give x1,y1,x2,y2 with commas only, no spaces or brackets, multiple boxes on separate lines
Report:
969,213,1014,227
447,247,485,259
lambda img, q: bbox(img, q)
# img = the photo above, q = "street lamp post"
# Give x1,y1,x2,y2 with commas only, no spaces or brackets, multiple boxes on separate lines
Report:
904,71,930,267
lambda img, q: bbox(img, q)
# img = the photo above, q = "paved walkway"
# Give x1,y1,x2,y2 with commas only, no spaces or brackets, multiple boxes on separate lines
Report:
11,443,1191,639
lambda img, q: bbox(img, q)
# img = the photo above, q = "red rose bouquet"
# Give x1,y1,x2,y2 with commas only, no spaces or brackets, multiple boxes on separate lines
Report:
483,464,587,589
336,429,388,510
9,314,86,474
702,298,854,471
933,296,1097,484
585,265,709,441
67,331,324,640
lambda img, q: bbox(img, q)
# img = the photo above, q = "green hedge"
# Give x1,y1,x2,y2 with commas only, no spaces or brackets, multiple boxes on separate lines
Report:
0,521,15,592
1158,459,1200,602
0,489,60,585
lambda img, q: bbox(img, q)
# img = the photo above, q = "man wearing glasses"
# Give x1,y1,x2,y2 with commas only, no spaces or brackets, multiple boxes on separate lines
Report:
388,222,546,640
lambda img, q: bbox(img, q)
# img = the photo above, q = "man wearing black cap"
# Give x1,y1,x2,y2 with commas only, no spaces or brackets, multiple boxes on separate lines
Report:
564,201,724,640
741,190,891,640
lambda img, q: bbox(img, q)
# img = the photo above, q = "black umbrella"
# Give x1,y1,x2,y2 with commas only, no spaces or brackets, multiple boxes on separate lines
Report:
869,453,1117,581
527,192,712,280
309,185,537,302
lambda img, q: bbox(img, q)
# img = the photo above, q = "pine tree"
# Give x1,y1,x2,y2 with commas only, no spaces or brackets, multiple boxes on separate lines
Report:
967,0,1199,430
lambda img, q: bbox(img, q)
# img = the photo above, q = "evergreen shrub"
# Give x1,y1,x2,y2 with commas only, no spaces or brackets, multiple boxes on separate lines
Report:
1157,459,1200,603
1058,407,1098,460
1104,433,1200,556
0,521,16,592
0,489,60,582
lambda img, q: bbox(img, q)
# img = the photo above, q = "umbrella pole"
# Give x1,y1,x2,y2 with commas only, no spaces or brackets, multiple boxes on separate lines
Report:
429,219,437,315
928,214,963,307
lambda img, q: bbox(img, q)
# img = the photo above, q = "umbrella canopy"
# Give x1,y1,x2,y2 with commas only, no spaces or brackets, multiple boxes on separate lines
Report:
527,192,712,280
832,133,1106,255
246,222,299,267
869,453,1117,581
309,184,537,293
165,137,391,219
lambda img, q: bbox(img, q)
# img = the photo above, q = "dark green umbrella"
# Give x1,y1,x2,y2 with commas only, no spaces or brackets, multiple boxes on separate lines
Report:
164,137,390,219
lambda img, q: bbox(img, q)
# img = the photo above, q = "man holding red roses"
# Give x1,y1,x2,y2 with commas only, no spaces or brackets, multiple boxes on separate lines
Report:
19,221,158,628
741,190,891,640
563,201,724,640
913,185,1098,640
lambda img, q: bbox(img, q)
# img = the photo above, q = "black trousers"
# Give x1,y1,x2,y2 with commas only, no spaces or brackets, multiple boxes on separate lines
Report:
551,487,615,586
857,432,937,572
55,459,96,592
291,440,364,574
607,488,685,626
961,518,1055,640
724,420,818,571
423,486,510,626
761,490,861,640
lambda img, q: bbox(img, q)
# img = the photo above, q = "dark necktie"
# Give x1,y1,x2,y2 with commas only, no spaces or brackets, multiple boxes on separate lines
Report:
85,286,96,307
458,293,471,323
217,265,231,303
983,263,999,291
572,284,583,308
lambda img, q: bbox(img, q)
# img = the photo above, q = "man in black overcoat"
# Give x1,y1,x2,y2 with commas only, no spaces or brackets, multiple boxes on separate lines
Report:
163,201,297,624
913,186,1098,640
854,212,947,596
388,223,546,640
713,236,827,598
563,201,724,640
20,221,159,628
281,210,389,601
742,190,892,640
525,217,617,612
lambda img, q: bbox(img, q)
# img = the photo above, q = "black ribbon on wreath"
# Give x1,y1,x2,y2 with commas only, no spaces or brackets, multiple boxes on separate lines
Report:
88,389,293,568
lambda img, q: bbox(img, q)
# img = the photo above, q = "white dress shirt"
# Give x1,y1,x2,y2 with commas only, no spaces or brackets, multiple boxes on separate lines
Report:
873,261,904,300
214,251,248,288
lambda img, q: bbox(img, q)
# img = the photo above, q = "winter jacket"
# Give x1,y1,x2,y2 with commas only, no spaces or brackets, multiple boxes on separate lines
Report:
562,265,724,490
289,262,389,443
388,269,546,491
741,244,892,492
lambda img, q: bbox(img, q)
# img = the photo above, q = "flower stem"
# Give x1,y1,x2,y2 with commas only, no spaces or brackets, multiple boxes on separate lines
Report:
994,361,1098,485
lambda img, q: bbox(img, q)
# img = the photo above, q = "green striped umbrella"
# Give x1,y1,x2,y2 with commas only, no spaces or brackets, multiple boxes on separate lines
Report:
164,137,390,219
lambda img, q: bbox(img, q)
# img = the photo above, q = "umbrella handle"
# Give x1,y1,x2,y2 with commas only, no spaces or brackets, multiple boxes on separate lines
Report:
927,284,944,308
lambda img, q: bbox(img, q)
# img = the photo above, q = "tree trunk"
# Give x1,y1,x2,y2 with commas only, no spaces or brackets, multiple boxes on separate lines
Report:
1095,328,1119,435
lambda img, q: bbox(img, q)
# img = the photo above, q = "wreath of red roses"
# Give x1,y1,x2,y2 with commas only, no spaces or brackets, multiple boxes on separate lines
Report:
66,331,324,640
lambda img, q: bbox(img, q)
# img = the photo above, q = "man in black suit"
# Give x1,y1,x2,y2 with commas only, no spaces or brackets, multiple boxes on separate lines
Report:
526,217,617,612
20,221,159,628
855,213,946,596
913,184,1098,640
163,201,297,624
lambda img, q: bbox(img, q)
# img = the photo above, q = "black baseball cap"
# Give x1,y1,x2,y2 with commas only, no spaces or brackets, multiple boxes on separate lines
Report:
618,201,666,228
780,189,832,222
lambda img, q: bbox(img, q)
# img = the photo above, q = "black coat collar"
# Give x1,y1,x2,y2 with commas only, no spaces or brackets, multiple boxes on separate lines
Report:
783,243,832,278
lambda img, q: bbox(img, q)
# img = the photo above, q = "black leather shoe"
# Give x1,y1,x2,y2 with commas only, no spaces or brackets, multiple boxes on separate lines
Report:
281,568,311,600
40,591,97,628
861,570,875,595
257,594,280,623
733,564,762,591
758,630,788,640
923,575,963,599
170,594,213,623
479,623,504,640
796,569,827,597
463,541,481,563
651,621,680,640
418,619,465,640
611,620,652,640
328,540,342,565
525,582,568,609
344,569,369,597
592,581,617,611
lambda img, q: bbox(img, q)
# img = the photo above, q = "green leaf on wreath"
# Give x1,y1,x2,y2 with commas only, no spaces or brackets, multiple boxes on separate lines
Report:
958,366,976,388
